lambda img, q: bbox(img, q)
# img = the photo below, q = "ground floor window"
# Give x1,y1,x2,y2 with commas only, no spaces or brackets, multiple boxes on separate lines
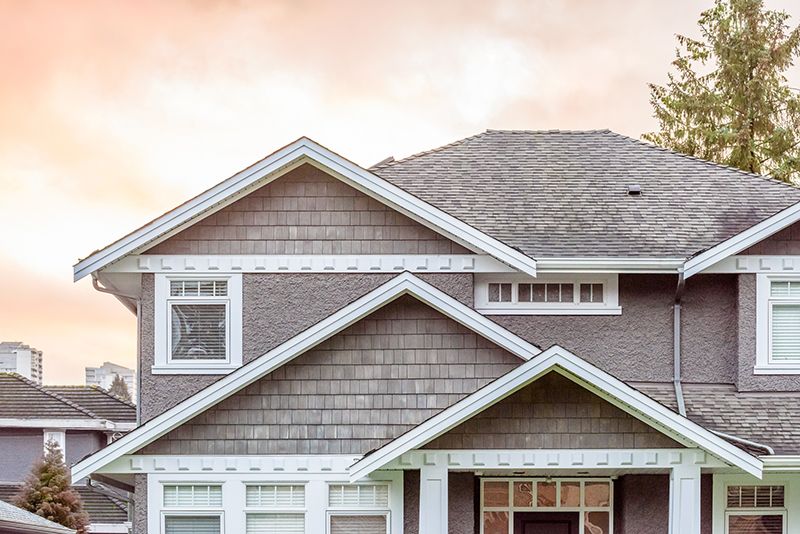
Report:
480,478,613,534
245,484,306,533
327,483,390,534
164,515,221,534
726,485,786,534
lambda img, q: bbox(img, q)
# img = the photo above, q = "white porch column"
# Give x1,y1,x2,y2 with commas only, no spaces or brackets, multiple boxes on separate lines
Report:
419,464,448,534
669,463,702,534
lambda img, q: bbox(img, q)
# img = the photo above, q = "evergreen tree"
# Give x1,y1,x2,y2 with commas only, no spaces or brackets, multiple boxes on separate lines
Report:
644,0,800,183
14,440,89,533
108,373,131,402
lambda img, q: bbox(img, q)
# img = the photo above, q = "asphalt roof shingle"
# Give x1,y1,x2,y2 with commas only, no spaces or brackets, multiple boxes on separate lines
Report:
0,485,127,526
47,387,135,423
373,130,800,259
0,375,96,420
0,498,75,533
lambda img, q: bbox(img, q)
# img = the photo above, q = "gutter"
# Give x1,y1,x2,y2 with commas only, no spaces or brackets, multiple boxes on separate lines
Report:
673,271,687,416
710,429,775,455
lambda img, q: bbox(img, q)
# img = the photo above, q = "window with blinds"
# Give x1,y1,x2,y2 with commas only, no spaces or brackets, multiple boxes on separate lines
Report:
246,485,305,508
726,485,786,534
164,515,221,534
168,279,229,362
246,513,304,534
329,514,388,534
329,484,389,508
769,282,800,363
163,485,223,507
245,485,305,534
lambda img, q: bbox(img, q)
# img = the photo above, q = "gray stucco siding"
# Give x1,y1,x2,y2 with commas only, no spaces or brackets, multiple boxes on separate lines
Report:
0,429,42,483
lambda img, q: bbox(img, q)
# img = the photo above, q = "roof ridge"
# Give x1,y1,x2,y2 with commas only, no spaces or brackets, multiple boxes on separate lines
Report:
485,128,613,134
49,384,137,409
0,373,99,419
369,130,492,170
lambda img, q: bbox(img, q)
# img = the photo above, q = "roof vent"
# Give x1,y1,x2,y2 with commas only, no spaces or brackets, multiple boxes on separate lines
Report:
626,184,642,196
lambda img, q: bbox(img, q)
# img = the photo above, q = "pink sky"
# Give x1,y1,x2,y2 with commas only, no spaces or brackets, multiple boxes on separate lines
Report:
1,0,799,384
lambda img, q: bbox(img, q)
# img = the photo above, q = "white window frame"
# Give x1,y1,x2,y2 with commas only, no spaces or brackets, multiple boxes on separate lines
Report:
713,474,795,534
326,482,391,534
153,273,242,374
475,273,621,315
756,274,800,374
160,482,225,534
244,482,307,533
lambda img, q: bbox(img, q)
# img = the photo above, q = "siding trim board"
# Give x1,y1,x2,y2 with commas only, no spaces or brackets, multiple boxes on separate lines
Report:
73,138,538,281
71,272,541,481
348,346,763,482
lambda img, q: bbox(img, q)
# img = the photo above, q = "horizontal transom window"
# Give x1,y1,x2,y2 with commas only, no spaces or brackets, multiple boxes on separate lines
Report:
163,485,222,507
329,484,389,508
727,485,785,508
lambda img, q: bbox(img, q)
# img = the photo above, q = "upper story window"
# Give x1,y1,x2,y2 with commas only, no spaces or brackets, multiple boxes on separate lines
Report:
476,274,620,315
154,274,242,375
756,275,800,374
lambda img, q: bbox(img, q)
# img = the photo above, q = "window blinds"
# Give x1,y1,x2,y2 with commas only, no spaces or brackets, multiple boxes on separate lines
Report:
246,485,305,507
246,513,305,534
771,304,800,361
728,515,784,534
330,515,387,534
163,485,223,507
170,303,227,360
164,516,221,534
329,484,389,507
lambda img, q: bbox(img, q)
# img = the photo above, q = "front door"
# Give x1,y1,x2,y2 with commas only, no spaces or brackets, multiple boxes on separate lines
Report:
514,512,580,534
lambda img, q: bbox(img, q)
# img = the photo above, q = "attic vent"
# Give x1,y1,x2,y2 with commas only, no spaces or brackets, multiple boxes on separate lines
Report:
626,184,642,196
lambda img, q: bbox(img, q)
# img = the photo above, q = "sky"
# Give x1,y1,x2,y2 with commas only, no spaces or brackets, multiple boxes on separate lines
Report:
1,0,799,384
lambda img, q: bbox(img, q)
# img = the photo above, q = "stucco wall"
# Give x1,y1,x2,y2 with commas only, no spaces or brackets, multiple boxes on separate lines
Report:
139,272,474,422
404,470,419,534
65,431,106,470
0,429,42,483
132,474,147,534
448,472,476,534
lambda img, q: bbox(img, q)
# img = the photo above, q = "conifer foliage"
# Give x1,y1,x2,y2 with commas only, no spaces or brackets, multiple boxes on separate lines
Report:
108,373,132,403
14,440,89,533
645,0,800,183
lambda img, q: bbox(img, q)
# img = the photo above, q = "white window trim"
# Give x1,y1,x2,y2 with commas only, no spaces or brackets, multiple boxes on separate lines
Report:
712,473,797,534
43,429,66,456
161,510,225,534
475,273,621,315
244,482,307,533
755,274,800,374
153,273,242,374
326,481,392,534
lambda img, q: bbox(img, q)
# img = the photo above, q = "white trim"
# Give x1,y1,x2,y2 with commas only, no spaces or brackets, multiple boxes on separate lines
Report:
153,273,243,374
0,418,133,431
684,202,800,278
0,519,74,534
701,255,800,274
87,523,130,533
71,272,541,481
348,345,763,482
755,274,800,374
97,455,361,475
102,254,513,274
712,473,799,534
763,456,800,472
537,257,685,273
73,138,537,281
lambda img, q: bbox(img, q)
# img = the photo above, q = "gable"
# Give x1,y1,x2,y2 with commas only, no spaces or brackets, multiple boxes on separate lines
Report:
740,219,800,255
140,295,522,456
147,164,469,256
423,371,680,449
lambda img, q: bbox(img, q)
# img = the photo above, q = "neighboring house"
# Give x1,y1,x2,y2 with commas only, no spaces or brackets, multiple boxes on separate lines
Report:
85,362,137,403
0,341,43,384
0,374,135,533
0,498,75,534
69,130,800,534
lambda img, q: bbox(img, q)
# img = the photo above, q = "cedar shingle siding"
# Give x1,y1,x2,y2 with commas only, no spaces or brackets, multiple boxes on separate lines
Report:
147,163,469,255
141,295,521,455
423,372,680,449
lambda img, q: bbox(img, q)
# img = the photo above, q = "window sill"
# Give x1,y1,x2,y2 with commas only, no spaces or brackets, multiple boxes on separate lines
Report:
477,306,622,316
754,365,800,375
151,364,240,375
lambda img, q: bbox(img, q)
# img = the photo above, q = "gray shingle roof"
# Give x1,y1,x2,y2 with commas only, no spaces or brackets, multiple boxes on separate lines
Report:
0,498,75,533
373,130,800,258
635,382,800,455
0,485,127,526
0,374,96,420
48,387,135,423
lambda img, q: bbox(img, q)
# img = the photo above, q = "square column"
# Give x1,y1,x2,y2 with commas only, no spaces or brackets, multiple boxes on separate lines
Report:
419,464,448,534
669,463,701,534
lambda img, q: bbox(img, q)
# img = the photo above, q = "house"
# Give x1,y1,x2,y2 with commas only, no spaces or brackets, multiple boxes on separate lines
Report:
69,130,800,534
0,374,136,533
0,498,75,534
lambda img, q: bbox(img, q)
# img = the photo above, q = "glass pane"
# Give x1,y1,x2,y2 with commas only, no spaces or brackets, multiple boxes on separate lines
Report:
247,513,304,534
546,284,561,302
165,516,221,534
330,515,386,534
728,486,785,508
560,482,580,507
329,485,389,507
483,481,509,507
518,284,532,302
537,482,556,507
171,304,227,360
164,485,222,507
561,283,574,302
483,512,509,534
771,304,800,361
591,283,604,303
771,281,799,297
513,481,533,507
584,482,610,507
728,514,784,534
532,284,546,302
488,283,501,302
580,283,591,302
246,485,305,507
500,283,512,302
584,512,610,534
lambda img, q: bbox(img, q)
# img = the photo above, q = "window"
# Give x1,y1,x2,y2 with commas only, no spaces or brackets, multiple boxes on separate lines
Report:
162,484,223,534
327,484,389,534
154,274,242,374
756,275,800,373
726,485,785,534
476,274,620,315
245,485,305,534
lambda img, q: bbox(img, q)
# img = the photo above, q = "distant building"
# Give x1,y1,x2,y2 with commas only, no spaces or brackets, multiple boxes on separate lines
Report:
0,342,43,384
85,362,136,402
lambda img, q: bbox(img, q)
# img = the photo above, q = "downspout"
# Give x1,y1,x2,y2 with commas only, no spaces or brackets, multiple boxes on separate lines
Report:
673,271,687,417
709,429,775,455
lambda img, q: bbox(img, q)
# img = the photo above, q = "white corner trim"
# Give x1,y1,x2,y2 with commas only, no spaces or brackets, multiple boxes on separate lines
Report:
347,345,763,482
70,272,541,481
73,138,537,281
684,202,800,278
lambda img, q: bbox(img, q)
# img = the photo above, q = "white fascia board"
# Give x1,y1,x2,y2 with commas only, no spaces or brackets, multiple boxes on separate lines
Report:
762,456,800,472
0,418,119,430
87,524,130,534
684,202,800,278
348,345,762,482
0,520,75,534
70,272,541,481
536,257,685,273
73,138,536,281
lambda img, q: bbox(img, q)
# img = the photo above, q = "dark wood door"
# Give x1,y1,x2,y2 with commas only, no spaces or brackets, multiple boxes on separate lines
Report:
514,512,580,534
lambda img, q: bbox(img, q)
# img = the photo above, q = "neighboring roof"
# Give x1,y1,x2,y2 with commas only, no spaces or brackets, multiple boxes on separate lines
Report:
47,387,136,423
0,498,75,534
0,374,96,420
0,485,127,526
373,129,800,259
348,345,763,481
637,383,800,455
73,137,538,281
71,272,541,481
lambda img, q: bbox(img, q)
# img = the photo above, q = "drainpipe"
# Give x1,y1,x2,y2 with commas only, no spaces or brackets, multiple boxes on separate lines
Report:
709,429,775,455
673,272,687,417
